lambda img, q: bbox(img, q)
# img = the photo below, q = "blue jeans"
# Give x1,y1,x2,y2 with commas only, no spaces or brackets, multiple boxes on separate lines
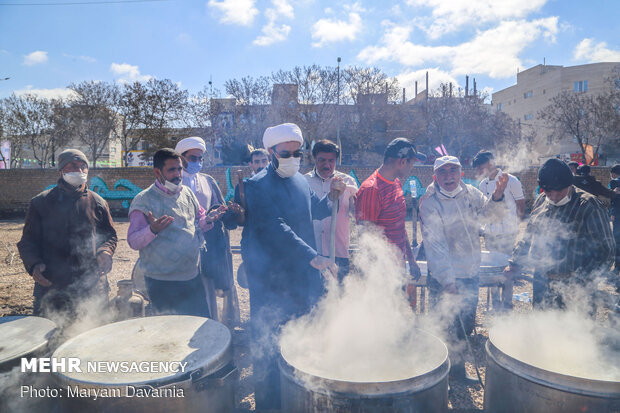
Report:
145,275,210,318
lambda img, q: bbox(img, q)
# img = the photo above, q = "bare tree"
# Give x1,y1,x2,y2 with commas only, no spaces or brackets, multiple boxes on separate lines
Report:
67,81,119,167
140,78,189,151
416,85,518,161
539,91,601,165
342,66,400,104
0,94,69,168
112,81,150,167
271,65,339,143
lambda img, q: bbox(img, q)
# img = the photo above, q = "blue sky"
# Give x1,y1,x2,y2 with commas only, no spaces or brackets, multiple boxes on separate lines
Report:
1,0,619,101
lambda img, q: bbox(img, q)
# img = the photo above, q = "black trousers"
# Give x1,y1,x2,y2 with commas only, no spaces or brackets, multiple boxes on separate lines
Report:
427,276,479,366
248,279,311,410
145,275,210,318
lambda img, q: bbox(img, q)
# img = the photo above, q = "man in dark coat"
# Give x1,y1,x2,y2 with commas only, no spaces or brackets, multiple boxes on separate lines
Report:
505,159,615,310
18,149,117,324
573,165,616,199
242,123,344,410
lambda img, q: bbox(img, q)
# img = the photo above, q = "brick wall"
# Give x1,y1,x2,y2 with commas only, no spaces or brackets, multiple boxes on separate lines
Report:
0,166,613,217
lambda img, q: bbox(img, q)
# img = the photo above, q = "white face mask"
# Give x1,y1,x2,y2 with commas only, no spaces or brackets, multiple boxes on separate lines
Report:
164,180,182,193
63,172,87,187
439,185,462,198
548,193,571,207
275,156,300,178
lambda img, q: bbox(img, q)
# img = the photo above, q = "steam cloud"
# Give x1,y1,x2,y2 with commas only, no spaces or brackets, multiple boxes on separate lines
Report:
490,309,620,381
279,229,445,383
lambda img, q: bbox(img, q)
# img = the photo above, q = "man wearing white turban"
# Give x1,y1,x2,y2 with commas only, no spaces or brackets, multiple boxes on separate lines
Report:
242,123,345,410
174,136,243,326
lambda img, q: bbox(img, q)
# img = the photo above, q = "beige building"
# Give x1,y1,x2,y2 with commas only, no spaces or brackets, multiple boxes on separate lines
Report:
492,62,619,162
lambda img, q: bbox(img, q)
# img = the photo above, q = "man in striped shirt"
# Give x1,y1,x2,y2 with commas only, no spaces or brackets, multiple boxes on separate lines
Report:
356,138,426,280
505,158,615,310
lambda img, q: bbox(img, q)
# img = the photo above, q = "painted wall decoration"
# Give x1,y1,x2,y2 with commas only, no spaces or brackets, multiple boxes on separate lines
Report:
224,168,236,202
45,177,143,208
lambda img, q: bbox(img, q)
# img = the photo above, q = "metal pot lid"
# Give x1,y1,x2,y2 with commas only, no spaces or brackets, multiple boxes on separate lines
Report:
52,315,231,387
0,316,57,365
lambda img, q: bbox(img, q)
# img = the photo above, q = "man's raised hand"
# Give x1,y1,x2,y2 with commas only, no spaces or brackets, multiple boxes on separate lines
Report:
147,211,174,234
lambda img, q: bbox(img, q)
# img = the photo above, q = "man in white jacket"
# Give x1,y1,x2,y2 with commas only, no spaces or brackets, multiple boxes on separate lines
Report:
419,155,507,383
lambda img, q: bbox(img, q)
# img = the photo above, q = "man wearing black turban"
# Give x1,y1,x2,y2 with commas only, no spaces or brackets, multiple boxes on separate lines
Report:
504,158,615,310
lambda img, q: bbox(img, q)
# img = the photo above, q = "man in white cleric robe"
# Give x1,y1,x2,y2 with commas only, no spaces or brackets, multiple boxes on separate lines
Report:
242,123,345,410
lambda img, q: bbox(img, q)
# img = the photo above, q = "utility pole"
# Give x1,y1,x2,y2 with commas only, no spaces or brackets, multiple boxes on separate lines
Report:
336,57,342,165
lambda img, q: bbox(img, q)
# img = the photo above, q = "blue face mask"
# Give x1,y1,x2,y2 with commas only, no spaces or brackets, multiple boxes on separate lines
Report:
185,161,202,175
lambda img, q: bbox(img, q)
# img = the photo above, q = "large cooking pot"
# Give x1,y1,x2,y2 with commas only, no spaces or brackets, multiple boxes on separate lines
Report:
52,315,237,413
0,315,58,413
484,326,620,413
279,329,449,412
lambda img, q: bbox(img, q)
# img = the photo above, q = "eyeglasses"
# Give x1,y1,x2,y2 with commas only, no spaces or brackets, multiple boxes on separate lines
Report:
187,155,204,162
276,150,303,159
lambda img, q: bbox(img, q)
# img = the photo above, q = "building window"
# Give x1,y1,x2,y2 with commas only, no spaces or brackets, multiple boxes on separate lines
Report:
496,103,503,112
524,114,533,120
110,147,116,153
524,90,533,99
574,80,588,92
615,79,620,90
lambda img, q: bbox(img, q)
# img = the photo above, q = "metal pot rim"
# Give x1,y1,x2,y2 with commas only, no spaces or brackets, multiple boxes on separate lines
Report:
486,338,620,397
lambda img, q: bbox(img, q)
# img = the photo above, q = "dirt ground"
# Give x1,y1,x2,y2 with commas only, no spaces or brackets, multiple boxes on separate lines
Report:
0,219,617,412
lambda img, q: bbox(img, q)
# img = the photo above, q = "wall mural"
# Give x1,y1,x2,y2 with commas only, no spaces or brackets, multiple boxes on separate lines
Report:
44,177,143,208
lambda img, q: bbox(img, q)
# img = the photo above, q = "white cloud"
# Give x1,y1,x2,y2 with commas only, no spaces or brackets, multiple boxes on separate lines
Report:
14,86,77,100
397,68,459,96
573,38,620,62
254,22,291,46
408,0,548,38
62,53,96,63
253,0,294,46
23,51,48,66
208,0,258,26
110,63,152,83
358,18,558,79
311,12,362,47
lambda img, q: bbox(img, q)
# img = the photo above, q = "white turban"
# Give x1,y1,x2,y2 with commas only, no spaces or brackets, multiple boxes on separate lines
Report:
175,136,206,155
263,123,304,149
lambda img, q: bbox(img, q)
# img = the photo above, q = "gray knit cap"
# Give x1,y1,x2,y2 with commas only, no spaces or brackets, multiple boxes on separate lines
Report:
58,149,88,170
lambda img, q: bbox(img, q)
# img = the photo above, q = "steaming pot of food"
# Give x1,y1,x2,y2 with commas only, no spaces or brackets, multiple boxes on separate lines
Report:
52,315,237,413
279,328,449,412
484,325,620,412
0,315,58,412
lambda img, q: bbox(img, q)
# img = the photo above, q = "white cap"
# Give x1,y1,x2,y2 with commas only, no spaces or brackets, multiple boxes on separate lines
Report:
263,123,304,149
433,155,461,171
175,137,206,155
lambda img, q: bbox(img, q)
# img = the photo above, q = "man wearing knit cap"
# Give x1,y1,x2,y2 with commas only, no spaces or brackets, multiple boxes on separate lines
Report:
174,136,241,326
505,158,615,310
18,149,117,326
242,123,345,410
419,154,508,383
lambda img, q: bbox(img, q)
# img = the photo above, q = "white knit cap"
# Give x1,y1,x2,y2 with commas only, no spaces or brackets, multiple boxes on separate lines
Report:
263,123,304,149
175,136,206,155
433,155,461,171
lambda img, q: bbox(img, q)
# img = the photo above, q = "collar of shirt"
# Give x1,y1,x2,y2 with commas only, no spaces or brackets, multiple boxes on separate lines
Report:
313,168,334,182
